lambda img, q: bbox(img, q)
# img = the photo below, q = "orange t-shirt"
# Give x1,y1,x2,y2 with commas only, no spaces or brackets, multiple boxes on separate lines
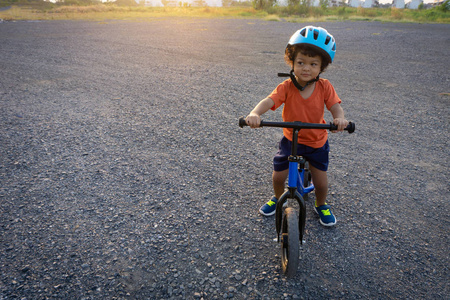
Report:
269,78,341,148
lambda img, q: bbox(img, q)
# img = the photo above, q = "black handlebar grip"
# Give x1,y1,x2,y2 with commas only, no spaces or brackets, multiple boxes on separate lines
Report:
347,122,355,133
329,122,355,133
239,117,248,128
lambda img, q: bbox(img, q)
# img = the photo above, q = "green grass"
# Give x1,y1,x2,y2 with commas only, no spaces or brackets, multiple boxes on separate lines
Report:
0,2,449,23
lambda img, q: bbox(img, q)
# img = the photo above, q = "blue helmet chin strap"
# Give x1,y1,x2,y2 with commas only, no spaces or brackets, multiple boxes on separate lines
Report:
289,70,320,91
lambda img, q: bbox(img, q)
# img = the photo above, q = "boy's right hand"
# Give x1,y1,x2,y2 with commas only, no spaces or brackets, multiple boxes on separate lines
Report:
245,114,261,128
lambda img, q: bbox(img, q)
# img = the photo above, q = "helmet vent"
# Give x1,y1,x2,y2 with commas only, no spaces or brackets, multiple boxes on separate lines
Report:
325,35,331,45
300,28,307,37
313,29,319,40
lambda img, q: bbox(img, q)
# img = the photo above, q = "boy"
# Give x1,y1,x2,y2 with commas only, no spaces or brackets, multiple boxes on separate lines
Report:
245,26,348,227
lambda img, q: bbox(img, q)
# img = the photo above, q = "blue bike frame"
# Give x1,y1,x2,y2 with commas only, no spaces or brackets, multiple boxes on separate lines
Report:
289,160,314,197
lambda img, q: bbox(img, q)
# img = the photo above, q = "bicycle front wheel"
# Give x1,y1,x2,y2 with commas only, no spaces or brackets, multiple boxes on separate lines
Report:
281,207,300,278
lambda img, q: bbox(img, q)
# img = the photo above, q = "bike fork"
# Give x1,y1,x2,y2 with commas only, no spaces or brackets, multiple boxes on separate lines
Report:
275,128,307,244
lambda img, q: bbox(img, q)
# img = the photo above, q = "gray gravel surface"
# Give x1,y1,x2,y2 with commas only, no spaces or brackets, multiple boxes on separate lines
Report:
1,18,449,299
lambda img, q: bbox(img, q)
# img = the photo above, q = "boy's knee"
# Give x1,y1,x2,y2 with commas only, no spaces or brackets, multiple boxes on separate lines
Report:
273,170,288,184
312,177,328,191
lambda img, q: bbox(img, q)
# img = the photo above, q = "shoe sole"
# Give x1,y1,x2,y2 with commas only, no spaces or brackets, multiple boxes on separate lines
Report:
319,218,337,227
259,209,276,216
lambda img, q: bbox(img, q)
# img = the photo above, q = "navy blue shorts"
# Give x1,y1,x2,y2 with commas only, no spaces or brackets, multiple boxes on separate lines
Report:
273,137,330,172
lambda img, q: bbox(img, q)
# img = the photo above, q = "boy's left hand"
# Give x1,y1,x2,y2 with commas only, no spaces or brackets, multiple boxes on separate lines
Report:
332,118,349,132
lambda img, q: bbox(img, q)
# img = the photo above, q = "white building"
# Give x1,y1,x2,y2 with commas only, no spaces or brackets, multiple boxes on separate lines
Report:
329,0,344,5
362,0,374,7
205,0,222,6
145,0,163,6
428,0,444,6
392,0,405,7
407,0,422,8
348,0,362,6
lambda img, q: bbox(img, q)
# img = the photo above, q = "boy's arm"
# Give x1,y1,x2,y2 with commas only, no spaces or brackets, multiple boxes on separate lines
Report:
329,103,349,132
245,97,275,128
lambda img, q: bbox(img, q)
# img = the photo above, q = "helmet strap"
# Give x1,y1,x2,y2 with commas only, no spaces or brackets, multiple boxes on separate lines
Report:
289,70,320,91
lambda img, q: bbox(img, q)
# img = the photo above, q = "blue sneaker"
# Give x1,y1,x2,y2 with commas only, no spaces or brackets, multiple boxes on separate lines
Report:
314,203,336,226
259,197,278,216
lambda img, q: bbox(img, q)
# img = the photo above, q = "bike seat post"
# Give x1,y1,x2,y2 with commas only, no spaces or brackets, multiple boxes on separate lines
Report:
290,129,299,156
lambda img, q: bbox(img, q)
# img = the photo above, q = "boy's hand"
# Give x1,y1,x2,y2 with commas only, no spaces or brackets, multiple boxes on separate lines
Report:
332,118,349,132
245,114,261,128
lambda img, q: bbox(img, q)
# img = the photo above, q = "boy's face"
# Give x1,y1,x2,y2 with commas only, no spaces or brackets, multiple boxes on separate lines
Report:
292,52,322,85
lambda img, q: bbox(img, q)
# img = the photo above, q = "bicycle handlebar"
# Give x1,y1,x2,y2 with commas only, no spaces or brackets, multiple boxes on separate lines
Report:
238,117,355,133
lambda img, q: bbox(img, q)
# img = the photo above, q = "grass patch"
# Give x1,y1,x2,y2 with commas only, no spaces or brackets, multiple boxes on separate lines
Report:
264,13,280,21
0,5,269,21
0,3,449,23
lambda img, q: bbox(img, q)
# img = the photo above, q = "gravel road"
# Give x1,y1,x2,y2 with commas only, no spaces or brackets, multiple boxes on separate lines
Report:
1,18,449,299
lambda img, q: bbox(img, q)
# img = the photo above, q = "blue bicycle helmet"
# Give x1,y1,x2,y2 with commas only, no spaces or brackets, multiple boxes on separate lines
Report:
287,26,336,64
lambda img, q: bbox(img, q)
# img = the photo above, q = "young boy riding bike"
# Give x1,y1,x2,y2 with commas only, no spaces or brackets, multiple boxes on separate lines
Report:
244,26,349,227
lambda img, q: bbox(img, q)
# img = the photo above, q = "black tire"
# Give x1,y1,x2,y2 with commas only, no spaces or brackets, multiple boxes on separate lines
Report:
304,162,312,187
281,207,300,278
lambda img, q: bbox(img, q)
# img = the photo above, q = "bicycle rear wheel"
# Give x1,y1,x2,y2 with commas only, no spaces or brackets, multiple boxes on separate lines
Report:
281,207,299,278
303,162,312,202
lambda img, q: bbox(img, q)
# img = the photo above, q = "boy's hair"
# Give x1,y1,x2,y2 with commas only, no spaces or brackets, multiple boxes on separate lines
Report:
284,44,330,73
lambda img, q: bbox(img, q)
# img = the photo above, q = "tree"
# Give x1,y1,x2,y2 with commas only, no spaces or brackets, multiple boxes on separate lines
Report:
252,0,275,9
438,0,449,11
319,0,328,9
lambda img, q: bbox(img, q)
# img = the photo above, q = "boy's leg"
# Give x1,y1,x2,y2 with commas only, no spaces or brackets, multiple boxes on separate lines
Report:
310,165,336,226
259,137,290,216
273,169,289,200
309,165,328,206
259,169,288,216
